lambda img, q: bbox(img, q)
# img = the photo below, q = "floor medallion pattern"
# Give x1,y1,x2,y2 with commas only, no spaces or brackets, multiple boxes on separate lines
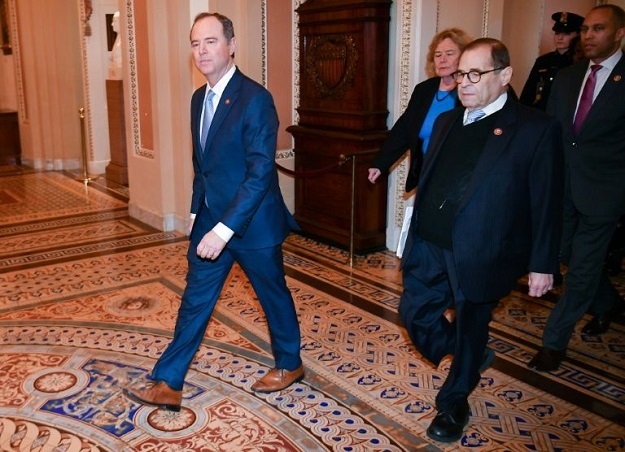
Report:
0,171,623,451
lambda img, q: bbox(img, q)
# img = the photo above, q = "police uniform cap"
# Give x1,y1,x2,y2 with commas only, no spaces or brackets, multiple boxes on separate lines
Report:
551,11,584,33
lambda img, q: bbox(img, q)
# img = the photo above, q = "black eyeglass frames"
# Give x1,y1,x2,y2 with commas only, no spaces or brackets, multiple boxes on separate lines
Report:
452,67,506,84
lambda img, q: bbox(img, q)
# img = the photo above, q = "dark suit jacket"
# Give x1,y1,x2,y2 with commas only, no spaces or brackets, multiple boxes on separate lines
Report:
373,77,461,191
406,97,563,303
547,54,625,217
189,68,297,250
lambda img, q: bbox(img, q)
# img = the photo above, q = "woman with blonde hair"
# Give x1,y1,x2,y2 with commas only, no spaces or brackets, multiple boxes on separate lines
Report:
369,28,473,192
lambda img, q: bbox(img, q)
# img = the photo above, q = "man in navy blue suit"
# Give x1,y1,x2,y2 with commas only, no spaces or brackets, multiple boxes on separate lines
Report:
124,12,303,412
399,38,562,443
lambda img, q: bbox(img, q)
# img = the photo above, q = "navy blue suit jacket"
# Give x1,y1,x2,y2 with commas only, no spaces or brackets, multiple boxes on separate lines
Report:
547,54,625,217
406,97,563,303
189,68,297,250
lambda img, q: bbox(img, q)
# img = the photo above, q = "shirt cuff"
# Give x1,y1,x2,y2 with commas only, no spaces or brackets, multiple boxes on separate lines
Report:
213,222,234,242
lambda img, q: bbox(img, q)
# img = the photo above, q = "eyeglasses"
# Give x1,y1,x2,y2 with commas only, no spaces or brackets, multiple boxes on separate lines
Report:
452,67,505,84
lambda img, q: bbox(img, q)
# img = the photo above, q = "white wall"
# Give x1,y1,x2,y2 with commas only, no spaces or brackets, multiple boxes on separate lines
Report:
84,0,120,175
503,0,543,95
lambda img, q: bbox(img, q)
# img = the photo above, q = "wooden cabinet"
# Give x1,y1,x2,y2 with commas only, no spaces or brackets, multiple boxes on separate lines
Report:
105,80,129,185
288,0,391,253
0,110,21,165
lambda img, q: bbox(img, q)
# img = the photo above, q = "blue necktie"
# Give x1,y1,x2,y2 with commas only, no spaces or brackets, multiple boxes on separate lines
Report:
201,90,215,148
466,109,486,124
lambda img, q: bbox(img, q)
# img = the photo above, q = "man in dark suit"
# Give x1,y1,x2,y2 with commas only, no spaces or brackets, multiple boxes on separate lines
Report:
529,4,625,372
399,38,562,443
124,12,303,411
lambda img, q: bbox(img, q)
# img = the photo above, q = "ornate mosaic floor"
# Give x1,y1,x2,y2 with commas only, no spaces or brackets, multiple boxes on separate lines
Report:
0,171,623,451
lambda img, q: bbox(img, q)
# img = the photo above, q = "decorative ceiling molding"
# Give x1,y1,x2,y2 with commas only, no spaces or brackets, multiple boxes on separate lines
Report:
82,0,93,36
482,0,490,37
436,0,441,33
292,0,304,124
125,0,153,159
78,0,94,161
6,0,25,121
392,0,414,230
261,0,267,87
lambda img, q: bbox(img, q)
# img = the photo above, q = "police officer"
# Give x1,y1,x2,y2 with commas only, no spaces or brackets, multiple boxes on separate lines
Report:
520,11,584,111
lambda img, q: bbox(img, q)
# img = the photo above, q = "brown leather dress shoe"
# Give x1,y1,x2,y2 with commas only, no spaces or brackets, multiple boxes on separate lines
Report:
251,365,304,393
123,381,182,412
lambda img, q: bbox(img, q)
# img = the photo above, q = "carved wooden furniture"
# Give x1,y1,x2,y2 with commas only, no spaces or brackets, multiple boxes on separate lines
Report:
105,79,128,185
287,0,391,253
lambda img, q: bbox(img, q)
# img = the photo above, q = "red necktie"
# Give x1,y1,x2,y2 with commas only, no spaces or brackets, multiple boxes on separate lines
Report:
573,64,601,135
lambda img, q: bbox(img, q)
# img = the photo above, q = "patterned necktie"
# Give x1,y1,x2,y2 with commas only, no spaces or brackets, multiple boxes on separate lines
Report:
466,109,486,124
201,90,216,148
573,64,601,135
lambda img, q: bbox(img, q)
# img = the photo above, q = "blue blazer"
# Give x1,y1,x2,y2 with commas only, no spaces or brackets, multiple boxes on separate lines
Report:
406,97,563,303
189,68,297,250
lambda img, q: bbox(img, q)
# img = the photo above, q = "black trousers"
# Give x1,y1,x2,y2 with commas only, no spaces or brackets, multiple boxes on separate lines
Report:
399,234,497,411
543,202,620,350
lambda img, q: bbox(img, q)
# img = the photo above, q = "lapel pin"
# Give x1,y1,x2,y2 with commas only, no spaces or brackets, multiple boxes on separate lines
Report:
614,75,622,82
225,99,231,105
494,128,503,135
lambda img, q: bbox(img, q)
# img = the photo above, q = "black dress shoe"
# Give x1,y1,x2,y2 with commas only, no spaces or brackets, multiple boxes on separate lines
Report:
528,347,565,372
582,313,611,335
426,401,470,443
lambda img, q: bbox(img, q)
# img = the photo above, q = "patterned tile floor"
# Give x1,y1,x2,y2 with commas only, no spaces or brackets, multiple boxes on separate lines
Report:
0,171,623,451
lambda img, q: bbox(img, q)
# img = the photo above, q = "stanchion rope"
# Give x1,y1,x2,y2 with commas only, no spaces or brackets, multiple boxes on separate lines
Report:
275,155,351,177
